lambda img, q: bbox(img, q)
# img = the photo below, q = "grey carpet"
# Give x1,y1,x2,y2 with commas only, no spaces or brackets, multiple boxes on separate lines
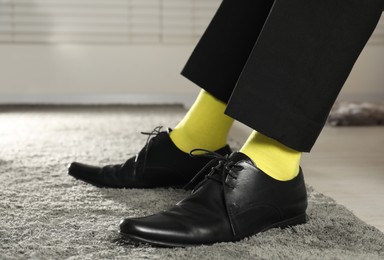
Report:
0,105,383,260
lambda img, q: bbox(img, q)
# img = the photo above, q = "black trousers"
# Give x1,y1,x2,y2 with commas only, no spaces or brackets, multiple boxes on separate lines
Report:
181,0,383,152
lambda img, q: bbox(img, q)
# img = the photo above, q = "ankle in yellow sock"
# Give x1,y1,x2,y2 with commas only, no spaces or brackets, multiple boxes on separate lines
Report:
240,131,301,181
170,90,234,153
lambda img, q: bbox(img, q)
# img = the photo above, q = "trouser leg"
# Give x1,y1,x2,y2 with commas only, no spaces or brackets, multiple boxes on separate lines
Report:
181,0,274,103
182,0,384,152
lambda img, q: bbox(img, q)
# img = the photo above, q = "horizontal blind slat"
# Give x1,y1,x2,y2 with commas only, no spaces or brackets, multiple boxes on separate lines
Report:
0,0,221,44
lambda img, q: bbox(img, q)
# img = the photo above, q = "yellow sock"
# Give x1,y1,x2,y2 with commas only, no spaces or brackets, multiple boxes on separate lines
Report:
170,90,234,153
240,131,301,181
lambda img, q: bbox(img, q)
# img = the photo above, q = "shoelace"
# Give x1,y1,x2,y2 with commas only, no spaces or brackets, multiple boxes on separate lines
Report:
140,126,163,147
134,126,164,169
183,149,245,238
183,149,243,191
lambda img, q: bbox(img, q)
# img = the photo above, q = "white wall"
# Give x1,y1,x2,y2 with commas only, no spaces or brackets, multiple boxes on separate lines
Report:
341,44,384,101
0,44,200,105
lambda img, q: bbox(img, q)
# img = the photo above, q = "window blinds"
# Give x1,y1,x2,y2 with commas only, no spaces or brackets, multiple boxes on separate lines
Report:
0,0,221,44
0,1,383,45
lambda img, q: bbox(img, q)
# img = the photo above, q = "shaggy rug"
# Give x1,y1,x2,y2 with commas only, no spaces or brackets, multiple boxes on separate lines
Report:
327,101,384,126
0,105,383,260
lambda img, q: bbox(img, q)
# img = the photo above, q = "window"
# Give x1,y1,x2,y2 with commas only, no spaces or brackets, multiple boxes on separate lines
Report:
0,0,221,44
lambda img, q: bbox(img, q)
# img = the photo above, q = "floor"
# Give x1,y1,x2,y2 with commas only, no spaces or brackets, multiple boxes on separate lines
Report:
231,123,384,233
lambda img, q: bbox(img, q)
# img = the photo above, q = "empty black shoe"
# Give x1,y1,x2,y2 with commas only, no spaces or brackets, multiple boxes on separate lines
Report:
68,127,232,188
119,152,308,247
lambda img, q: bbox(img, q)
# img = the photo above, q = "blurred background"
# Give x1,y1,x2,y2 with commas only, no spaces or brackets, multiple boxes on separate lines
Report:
0,0,383,106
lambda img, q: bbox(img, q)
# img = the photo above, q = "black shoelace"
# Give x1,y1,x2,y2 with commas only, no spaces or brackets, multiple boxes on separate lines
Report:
134,126,164,169
183,149,243,191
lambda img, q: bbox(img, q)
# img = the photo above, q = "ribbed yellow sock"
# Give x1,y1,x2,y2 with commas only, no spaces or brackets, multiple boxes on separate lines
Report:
170,90,234,153
240,131,301,181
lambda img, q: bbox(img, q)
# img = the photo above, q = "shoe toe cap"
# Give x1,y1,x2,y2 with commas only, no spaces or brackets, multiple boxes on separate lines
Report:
67,162,101,178
119,216,180,246
119,218,152,242
119,218,134,234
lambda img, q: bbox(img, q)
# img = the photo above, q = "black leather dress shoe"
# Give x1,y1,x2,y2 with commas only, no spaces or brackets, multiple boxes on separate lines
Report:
119,152,308,247
68,127,232,189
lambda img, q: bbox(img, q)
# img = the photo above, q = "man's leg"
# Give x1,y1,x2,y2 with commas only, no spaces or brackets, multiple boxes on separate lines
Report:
181,0,302,181
240,131,301,181
185,0,383,181
119,0,384,246
170,90,234,153
170,0,274,153
230,0,383,181
226,0,384,152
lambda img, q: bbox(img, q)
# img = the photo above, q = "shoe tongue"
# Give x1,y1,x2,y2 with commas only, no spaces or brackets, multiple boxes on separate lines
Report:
228,152,256,166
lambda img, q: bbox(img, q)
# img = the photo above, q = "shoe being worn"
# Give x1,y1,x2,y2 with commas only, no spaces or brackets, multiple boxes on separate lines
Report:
68,127,232,189
119,151,308,247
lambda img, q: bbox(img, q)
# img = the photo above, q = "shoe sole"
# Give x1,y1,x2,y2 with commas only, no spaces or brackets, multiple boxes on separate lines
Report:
69,171,188,189
261,212,308,232
119,213,308,248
